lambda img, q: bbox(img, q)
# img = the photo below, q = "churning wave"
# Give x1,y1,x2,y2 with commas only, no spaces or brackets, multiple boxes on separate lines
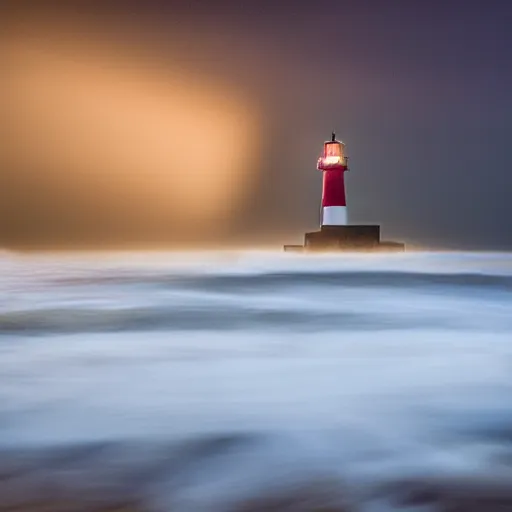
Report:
1,251,512,511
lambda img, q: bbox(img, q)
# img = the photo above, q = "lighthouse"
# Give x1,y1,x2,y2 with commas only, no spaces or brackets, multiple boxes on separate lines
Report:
284,133,405,252
318,132,349,226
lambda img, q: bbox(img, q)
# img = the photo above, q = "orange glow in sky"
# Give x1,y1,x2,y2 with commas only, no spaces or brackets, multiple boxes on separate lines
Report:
1,17,261,244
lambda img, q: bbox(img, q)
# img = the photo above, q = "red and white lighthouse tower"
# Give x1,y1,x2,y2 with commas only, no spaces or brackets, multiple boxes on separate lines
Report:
317,132,349,226
283,132,405,252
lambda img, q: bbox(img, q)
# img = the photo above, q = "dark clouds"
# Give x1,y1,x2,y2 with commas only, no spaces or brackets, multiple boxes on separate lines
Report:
2,0,512,249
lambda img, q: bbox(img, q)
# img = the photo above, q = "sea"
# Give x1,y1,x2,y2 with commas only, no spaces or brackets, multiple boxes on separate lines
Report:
1,250,512,511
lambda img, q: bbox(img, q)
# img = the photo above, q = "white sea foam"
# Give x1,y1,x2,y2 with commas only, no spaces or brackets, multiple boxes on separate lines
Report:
1,251,512,511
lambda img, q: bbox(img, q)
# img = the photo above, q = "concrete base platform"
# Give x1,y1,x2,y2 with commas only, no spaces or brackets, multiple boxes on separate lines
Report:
284,225,405,253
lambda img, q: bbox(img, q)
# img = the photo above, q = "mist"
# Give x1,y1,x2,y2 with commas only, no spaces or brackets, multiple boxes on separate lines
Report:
2,1,512,249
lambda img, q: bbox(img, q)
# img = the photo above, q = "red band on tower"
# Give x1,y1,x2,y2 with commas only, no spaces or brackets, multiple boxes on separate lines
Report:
322,169,347,207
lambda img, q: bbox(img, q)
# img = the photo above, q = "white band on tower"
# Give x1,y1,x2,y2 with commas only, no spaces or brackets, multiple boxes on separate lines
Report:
322,206,347,226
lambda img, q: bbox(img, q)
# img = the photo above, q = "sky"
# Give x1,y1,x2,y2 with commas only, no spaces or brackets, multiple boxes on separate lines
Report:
1,0,512,249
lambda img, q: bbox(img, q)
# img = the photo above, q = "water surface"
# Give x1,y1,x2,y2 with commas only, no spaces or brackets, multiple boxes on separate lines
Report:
1,251,512,511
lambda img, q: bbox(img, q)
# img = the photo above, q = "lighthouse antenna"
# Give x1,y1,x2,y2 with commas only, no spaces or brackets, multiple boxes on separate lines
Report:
331,131,336,142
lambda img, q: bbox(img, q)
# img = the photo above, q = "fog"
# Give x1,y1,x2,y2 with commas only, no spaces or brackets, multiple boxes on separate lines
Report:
1,7,261,248
2,1,512,249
